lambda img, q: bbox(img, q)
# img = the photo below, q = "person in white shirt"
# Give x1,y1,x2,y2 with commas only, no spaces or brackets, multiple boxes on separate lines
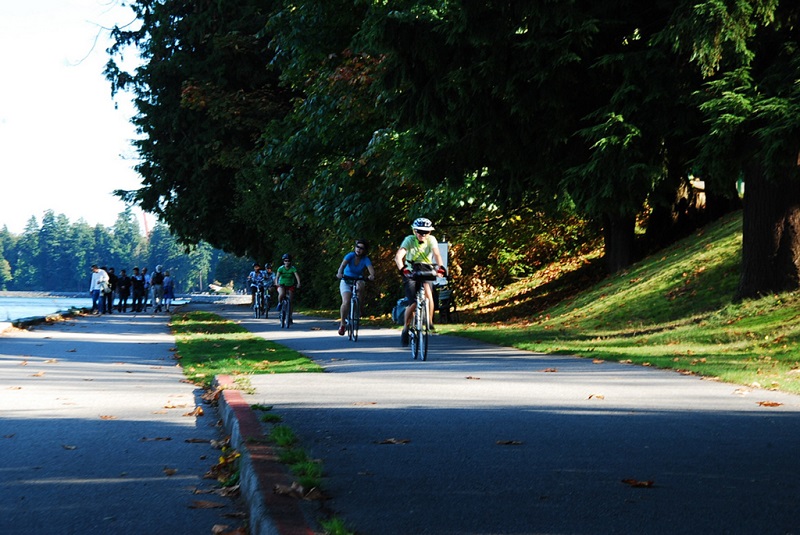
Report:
89,264,109,315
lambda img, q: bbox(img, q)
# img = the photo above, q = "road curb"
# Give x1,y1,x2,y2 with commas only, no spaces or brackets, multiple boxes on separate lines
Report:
214,375,317,535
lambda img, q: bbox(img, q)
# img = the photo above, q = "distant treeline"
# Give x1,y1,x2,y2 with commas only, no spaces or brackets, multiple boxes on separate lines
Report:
0,209,252,294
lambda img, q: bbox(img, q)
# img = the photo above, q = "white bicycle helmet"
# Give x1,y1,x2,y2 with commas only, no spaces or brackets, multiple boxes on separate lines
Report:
411,217,434,232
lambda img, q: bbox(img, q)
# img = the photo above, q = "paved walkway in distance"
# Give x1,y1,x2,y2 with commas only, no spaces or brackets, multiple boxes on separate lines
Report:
0,311,246,535
209,303,800,535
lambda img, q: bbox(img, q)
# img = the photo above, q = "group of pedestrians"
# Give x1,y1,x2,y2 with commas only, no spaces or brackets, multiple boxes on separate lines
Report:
89,264,175,315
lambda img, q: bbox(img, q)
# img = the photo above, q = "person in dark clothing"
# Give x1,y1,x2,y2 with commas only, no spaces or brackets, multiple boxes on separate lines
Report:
131,267,146,313
117,269,131,313
105,267,118,314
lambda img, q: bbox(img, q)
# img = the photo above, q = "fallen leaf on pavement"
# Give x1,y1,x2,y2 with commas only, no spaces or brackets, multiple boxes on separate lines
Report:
67,349,77,353
540,368,558,373
19,360,28,366
496,440,523,446
185,438,211,444
7,386,22,390
140,437,172,442
588,394,605,400
592,359,604,364
31,371,45,377
163,467,178,476
62,445,77,450
99,415,117,420
465,376,480,380
189,500,225,509
622,478,655,488
757,401,783,407
274,482,305,498
184,406,204,417
375,438,411,445
44,359,58,364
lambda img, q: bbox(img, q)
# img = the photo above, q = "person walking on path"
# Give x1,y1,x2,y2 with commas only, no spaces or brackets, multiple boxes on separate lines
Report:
131,267,145,312
89,264,109,315
336,239,375,335
104,267,118,314
151,265,165,313
163,270,175,312
117,269,131,312
142,267,151,312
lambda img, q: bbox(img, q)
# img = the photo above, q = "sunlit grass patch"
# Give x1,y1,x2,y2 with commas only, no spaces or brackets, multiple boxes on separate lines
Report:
441,212,800,394
170,310,322,387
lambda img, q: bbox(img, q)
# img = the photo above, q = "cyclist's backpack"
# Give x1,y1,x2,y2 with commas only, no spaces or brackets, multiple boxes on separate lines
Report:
392,297,410,325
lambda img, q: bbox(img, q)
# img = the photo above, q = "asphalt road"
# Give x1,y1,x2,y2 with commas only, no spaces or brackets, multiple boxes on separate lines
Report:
210,304,800,535
0,312,245,535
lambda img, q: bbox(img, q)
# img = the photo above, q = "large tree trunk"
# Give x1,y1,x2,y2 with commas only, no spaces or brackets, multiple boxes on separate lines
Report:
737,162,800,299
602,212,636,274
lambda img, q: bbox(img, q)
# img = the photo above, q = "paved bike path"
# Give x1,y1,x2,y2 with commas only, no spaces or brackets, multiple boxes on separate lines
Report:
210,303,800,535
0,311,246,535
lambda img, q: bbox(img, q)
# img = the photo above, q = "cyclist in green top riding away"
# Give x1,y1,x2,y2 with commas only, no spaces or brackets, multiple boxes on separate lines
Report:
276,253,301,320
336,239,376,336
394,217,446,346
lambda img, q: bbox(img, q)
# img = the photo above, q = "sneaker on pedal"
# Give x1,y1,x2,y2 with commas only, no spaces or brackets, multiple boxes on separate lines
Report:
401,328,409,347
338,324,346,336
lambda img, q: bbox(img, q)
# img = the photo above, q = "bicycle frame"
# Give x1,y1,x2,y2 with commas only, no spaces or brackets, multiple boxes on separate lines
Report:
343,276,365,342
409,273,433,361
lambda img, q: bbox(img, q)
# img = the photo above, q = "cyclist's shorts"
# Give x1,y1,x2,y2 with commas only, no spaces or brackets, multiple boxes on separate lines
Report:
280,285,296,293
403,277,431,303
339,279,363,296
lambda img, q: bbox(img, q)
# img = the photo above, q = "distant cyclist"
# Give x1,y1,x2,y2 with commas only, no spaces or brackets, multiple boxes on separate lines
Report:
263,263,277,305
336,239,376,336
247,263,266,305
395,217,446,346
276,254,301,323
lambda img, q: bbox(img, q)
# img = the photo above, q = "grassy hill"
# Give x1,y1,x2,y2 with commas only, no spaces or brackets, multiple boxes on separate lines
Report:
442,211,800,395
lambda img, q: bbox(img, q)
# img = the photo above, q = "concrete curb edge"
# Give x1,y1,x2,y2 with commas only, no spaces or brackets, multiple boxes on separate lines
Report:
214,375,317,535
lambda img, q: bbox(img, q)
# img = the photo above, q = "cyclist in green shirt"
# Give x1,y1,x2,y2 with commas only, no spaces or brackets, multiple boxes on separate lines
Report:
276,253,301,322
395,217,446,346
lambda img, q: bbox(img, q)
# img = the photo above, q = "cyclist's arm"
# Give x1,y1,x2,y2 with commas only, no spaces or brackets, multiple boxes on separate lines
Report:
394,247,407,271
294,271,301,288
336,257,348,279
367,259,376,280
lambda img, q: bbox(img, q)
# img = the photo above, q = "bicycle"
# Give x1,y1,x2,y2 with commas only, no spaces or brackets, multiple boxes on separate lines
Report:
343,276,366,342
409,263,439,361
278,286,293,328
252,284,268,319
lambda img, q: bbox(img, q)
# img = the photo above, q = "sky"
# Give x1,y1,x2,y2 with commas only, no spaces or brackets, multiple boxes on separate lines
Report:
0,0,146,235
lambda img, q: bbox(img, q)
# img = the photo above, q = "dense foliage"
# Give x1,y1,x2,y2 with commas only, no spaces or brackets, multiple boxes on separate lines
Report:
0,209,252,294
104,0,800,309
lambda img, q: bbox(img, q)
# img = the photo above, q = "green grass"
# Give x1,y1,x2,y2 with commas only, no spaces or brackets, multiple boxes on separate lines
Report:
169,310,322,387
440,211,800,394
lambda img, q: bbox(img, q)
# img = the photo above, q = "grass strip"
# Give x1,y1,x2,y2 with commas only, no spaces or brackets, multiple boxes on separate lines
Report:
170,310,322,388
442,211,800,394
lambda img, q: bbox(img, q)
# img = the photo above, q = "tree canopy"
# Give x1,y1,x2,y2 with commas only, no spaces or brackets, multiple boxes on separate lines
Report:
105,0,800,304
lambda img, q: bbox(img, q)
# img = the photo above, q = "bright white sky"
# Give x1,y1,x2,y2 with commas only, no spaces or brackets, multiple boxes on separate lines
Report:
0,0,146,235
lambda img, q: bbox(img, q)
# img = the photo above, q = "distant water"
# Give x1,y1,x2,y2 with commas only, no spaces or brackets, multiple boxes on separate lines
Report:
0,295,92,322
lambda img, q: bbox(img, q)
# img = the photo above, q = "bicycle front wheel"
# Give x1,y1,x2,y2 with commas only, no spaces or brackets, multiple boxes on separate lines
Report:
280,298,288,328
420,299,429,361
253,293,261,319
349,296,360,341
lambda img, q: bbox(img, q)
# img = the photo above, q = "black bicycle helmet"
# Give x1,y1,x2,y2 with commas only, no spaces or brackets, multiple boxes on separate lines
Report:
281,253,292,261
412,217,434,231
355,239,369,251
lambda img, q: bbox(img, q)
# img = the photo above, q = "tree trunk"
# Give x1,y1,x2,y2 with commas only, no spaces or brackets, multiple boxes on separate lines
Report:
602,212,636,274
737,161,800,299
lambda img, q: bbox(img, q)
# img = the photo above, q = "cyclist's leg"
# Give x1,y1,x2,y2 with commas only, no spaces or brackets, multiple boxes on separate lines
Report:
277,285,285,309
401,278,415,346
339,279,351,334
423,282,436,328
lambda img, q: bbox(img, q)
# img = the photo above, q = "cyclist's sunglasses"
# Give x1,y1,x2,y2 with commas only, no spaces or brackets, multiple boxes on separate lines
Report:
415,230,430,236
